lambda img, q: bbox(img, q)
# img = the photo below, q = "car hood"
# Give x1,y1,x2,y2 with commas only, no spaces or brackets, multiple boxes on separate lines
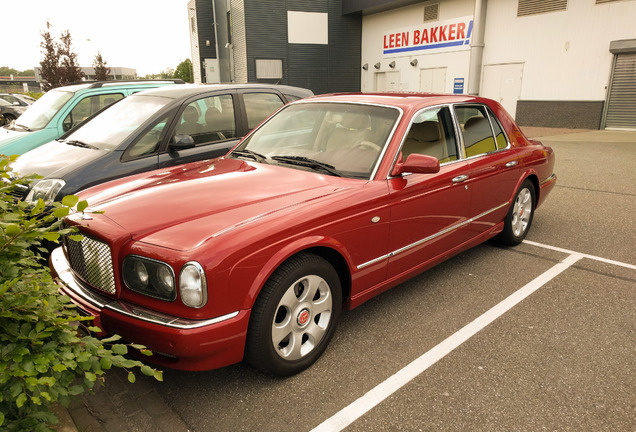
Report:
11,139,107,179
0,127,54,156
80,157,359,251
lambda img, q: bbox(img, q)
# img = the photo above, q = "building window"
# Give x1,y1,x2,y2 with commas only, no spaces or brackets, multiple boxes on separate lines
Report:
256,59,283,80
517,0,567,17
424,4,439,22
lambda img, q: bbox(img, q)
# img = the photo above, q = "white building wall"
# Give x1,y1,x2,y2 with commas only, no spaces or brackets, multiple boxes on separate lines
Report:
188,0,202,84
361,0,474,93
482,0,636,101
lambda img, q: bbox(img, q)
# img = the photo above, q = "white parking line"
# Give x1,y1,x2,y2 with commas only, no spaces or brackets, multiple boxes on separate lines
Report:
311,240,628,432
523,240,636,270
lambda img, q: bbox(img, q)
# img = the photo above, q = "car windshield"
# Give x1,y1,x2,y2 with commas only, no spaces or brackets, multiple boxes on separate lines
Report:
13,90,74,130
234,102,400,179
62,95,171,151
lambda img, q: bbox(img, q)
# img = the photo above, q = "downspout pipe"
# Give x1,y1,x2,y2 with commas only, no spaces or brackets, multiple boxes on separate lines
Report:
468,0,487,95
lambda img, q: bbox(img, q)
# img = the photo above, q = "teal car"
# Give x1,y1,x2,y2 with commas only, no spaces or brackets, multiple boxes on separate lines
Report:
0,80,184,156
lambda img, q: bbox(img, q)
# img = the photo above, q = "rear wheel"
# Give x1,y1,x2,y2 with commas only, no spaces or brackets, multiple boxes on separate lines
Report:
3,114,16,125
245,253,342,376
498,179,535,245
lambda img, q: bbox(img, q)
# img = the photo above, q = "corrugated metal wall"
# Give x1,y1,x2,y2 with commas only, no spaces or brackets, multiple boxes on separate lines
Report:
241,0,361,94
604,53,636,130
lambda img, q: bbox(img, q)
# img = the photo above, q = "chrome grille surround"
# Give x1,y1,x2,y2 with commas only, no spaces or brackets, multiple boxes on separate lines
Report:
65,234,116,295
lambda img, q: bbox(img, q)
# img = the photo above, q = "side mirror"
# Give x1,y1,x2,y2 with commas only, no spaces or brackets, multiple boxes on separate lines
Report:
170,134,196,151
391,153,440,176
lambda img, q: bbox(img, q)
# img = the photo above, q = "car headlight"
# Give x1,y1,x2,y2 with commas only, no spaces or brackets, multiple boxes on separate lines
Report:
179,262,207,308
122,256,176,301
25,179,66,203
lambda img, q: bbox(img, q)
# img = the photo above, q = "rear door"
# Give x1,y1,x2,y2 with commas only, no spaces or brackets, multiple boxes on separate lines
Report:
453,104,520,236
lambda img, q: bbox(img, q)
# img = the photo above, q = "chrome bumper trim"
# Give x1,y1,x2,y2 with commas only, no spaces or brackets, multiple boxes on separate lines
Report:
51,246,239,330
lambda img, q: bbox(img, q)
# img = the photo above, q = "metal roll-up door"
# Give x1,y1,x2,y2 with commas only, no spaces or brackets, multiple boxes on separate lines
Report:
605,53,636,130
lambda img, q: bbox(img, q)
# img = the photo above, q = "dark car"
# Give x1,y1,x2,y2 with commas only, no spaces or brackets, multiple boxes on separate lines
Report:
11,83,313,202
0,98,28,126
52,93,556,375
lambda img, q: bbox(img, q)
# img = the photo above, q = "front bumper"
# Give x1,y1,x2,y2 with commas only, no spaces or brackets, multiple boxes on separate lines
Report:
50,246,250,371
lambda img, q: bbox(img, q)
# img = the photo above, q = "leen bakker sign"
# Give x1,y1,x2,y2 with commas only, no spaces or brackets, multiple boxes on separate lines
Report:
382,16,474,57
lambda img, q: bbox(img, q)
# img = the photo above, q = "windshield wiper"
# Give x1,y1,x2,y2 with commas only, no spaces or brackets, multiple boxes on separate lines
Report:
65,140,98,150
232,149,268,163
13,123,32,131
271,155,343,177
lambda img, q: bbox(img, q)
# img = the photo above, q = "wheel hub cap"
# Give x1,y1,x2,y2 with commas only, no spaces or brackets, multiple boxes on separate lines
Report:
297,309,310,327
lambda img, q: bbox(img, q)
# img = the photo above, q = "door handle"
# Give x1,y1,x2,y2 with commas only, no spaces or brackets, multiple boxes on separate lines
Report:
452,175,469,183
505,160,518,168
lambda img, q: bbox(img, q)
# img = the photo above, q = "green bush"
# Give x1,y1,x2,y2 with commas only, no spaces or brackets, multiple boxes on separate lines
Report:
0,155,162,431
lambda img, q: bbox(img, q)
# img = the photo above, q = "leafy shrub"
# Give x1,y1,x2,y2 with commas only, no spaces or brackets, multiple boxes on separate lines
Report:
0,155,162,431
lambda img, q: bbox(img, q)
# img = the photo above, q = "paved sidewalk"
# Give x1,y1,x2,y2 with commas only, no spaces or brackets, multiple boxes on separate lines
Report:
55,368,189,432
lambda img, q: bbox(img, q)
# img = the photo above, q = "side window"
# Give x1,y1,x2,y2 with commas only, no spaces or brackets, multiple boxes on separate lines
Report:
63,93,124,132
401,106,458,164
488,109,508,150
174,94,236,144
244,92,285,130
124,115,170,160
455,105,497,157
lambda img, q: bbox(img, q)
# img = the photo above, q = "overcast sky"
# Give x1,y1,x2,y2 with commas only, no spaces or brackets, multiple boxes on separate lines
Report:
1,0,192,76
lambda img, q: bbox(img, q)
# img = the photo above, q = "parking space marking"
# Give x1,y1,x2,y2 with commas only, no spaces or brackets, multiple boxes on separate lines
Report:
312,250,589,432
524,240,636,270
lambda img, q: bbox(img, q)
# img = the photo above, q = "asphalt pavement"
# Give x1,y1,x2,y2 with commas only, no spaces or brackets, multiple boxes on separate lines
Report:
54,127,636,432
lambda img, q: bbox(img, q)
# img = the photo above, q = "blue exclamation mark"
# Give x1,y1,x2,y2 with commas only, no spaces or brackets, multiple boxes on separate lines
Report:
465,20,473,45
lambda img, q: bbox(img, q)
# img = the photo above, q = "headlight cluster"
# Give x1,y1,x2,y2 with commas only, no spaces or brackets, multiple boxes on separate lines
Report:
25,179,66,203
122,256,207,308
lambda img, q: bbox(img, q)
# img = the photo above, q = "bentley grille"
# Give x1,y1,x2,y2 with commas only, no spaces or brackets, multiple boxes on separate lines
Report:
65,234,116,295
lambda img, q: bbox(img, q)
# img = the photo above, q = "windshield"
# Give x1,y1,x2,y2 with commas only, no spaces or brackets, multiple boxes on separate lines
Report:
14,90,73,130
63,95,171,151
234,102,400,179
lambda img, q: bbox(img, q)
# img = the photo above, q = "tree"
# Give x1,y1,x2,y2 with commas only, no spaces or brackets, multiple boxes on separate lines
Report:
38,22,85,91
58,29,85,84
39,21,63,91
93,52,111,81
174,59,193,83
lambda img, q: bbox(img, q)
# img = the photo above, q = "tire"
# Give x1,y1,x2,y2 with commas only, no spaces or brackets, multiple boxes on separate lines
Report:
3,114,16,125
498,179,536,246
245,253,342,376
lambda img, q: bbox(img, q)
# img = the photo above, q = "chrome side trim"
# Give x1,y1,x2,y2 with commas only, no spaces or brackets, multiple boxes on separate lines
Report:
51,246,239,330
356,202,508,270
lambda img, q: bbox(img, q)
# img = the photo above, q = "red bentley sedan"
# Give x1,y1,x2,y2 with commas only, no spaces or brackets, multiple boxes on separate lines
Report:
51,93,556,376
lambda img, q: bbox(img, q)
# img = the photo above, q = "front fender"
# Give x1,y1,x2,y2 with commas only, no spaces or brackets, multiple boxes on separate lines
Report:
229,235,355,311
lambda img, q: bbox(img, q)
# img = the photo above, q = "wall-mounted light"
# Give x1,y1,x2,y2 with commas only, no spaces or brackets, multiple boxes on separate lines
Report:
362,63,368,71
410,59,418,67
374,62,381,70
206,40,211,47
389,61,396,69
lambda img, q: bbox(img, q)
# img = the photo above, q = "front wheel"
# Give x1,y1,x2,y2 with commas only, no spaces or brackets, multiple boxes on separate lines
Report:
498,179,536,245
245,253,342,376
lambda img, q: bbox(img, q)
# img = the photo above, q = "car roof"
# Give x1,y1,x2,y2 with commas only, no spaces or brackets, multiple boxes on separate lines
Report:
130,83,314,100
51,79,185,93
295,92,491,111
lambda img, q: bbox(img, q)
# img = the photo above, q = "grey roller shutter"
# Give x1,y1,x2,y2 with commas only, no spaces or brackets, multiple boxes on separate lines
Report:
605,53,636,130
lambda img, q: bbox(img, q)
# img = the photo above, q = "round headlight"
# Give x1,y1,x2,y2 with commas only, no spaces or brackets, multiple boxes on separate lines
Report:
156,265,174,294
180,262,207,308
123,259,149,290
